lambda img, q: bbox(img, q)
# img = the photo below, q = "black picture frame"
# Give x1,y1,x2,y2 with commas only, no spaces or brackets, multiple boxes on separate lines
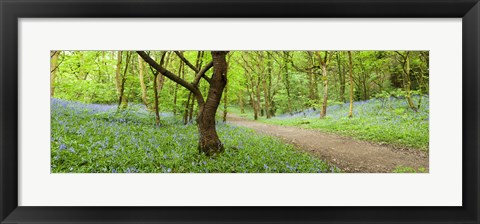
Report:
1,0,479,223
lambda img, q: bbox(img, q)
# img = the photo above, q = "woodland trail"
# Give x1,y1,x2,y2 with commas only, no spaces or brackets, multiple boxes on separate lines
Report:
226,114,429,173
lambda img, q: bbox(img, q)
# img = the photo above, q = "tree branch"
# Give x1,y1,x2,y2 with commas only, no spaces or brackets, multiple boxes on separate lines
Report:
193,61,213,85
175,51,212,84
50,53,65,73
137,51,197,93
174,51,199,73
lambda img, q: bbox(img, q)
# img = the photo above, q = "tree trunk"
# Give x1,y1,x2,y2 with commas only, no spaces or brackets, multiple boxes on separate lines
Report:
118,52,131,109
403,52,418,112
320,63,328,118
184,93,191,125
153,52,168,126
138,54,149,107
256,78,262,117
79,52,87,80
115,51,122,99
239,89,245,113
50,51,60,97
337,52,346,103
196,51,228,156
153,74,160,125
283,52,293,113
245,70,258,120
173,61,184,115
308,70,316,104
115,51,128,108
184,51,204,124
222,64,229,122
262,67,271,118
348,51,354,118
188,95,195,123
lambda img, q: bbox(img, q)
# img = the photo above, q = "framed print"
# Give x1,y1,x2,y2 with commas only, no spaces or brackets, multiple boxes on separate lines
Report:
1,0,479,223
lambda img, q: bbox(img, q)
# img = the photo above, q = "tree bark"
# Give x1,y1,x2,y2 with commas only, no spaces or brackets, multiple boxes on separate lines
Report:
115,51,128,108
196,51,228,156
283,52,293,113
118,52,131,108
184,93,191,125
348,51,354,118
50,51,60,97
239,89,245,113
337,52,346,103
262,53,271,119
256,77,262,117
403,51,418,112
151,51,167,126
138,54,149,107
318,51,332,119
320,63,328,118
222,59,229,122
115,51,122,98
79,52,87,80
153,73,160,125
173,61,184,115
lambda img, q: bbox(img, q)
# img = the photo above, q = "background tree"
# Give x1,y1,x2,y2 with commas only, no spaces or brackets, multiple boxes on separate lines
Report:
50,51,61,97
317,51,333,118
348,51,354,118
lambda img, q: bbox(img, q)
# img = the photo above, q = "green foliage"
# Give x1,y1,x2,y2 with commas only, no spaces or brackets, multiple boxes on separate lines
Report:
51,99,338,173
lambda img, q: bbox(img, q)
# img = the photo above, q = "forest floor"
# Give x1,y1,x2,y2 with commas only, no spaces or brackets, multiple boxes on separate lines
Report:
226,113,429,173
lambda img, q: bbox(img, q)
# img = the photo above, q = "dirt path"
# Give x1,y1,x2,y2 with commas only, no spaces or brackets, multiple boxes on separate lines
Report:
226,114,429,173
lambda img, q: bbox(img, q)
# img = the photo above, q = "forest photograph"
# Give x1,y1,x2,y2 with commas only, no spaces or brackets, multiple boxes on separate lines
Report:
50,50,429,173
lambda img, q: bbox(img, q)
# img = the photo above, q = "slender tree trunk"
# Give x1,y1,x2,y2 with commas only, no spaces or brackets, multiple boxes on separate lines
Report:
189,52,204,122
184,93,191,124
320,63,328,118
239,89,245,113
50,51,60,97
262,65,271,118
184,51,204,124
337,52,346,103
153,74,160,125
196,51,228,156
308,71,316,104
362,74,368,100
173,61,184,115
79,52,87,80
222,63,229,122
267,54,273,118
403,52,418,112
318,51,331,119
138,54,149,107
115,51,122,96
115,51,128,107
283,52,293,113
118,52,131,108
245,69,258,120
152,52,168,125
188,96,195,123
358,58,369,101
256,78,262,117
348,51,354,118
